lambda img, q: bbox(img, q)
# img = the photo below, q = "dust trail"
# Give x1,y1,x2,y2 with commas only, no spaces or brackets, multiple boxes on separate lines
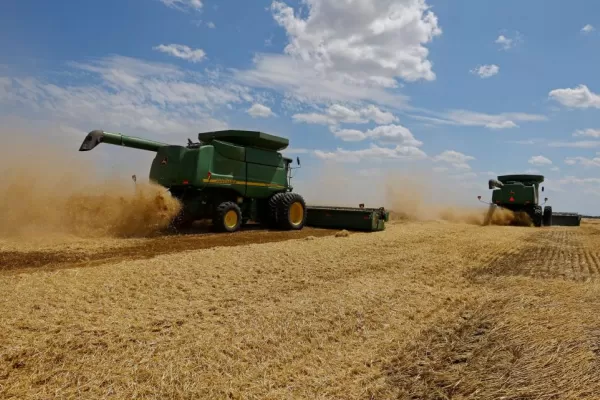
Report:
295,164,532,227
0,132,181,240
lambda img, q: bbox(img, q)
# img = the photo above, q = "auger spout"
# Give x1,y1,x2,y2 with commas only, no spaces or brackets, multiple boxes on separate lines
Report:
79,130,168,152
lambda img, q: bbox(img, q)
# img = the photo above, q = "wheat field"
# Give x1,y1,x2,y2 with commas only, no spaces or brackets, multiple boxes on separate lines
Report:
1,219,600,399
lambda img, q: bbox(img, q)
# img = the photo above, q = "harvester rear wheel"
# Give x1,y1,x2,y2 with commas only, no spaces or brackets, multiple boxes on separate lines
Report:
276,192,307,230
532,205,543,227
169,210,194,232
543,206,552,227
482,204,496,226
214,201,242,232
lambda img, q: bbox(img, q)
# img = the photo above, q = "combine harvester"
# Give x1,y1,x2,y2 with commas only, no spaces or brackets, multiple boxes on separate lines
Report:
78,129,389,233
478,174,581,227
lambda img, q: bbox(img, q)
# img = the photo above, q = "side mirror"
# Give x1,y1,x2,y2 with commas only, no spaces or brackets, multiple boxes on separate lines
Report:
477,195,481,200
544,197,548,202
297,156,301,166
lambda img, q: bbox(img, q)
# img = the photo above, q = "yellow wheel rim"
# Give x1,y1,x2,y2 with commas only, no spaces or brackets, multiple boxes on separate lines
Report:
224,210,238,229
289,202,304,225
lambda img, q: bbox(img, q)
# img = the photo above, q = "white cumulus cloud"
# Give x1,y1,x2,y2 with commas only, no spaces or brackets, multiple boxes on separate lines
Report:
564,154,600,168
548,84,600,109
495,35,513,50
235,0,441,107
433,150,475,170
330,124,422,146
581,24,595,33
470,64,499,78
411,110,546,130
573,128,600,138
315,143,427,163
271,0,442,83
247,103,275,118
548,140,600,148
494,31,523,50
528,155,552,166
292,104,398,126
153,44,206,63
332,129,366,142
0,55,257,137
160,0,202,11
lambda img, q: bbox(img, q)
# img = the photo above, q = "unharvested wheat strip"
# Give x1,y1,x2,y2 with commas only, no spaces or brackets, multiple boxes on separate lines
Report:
578,250,588,282
583,250,595,281
539,244,551,279
588,252,600,279
577,249,589,282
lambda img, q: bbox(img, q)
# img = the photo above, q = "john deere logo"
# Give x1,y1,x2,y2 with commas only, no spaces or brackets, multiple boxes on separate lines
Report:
161,157,168,165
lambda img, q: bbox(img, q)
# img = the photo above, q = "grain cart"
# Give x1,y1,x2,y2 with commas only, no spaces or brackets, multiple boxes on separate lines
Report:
79,129,307,232
477,174,552,227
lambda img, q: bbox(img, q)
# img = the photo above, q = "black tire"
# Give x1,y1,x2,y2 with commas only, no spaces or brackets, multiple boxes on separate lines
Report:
275,192,307,230
213,201,242,232
265,192,286,228
169,209,194,232
543,206,552,227
532,206,543,227
483,204,496,226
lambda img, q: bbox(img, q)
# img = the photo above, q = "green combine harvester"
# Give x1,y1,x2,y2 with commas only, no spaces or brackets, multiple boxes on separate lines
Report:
78,129,389,233
478,174,581,227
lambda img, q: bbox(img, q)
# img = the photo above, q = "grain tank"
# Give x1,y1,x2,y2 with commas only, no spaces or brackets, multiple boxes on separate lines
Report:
79,129,306,232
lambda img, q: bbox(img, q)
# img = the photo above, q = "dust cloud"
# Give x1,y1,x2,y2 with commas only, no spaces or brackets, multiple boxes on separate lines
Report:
0,132,182,241
295,163,532,227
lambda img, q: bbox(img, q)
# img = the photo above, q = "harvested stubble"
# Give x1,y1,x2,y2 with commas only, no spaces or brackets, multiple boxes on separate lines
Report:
1,220,600,399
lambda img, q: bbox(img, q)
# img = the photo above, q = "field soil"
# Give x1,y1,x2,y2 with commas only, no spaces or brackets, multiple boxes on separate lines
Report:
2,219,600,399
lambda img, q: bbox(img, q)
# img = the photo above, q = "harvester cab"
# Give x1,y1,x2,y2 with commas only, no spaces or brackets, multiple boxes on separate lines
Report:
78,129,308,233
478,174,552,227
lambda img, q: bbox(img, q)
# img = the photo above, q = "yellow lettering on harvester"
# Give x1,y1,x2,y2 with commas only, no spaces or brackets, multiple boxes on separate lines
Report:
202,178,285,189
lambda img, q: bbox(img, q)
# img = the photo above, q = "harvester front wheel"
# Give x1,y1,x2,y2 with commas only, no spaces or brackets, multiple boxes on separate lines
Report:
264,192,286,228
543,206,552,227
276,192,307,230
214,201,242,232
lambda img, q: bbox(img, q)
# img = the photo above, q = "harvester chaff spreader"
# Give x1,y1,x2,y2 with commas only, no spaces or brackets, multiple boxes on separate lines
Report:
78,129,390,233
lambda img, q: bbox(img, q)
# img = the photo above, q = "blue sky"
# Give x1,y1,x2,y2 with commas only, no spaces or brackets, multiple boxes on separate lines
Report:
2,0,600,214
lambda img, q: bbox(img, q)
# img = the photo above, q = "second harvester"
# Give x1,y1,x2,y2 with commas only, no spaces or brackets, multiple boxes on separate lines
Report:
479,174,552,227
